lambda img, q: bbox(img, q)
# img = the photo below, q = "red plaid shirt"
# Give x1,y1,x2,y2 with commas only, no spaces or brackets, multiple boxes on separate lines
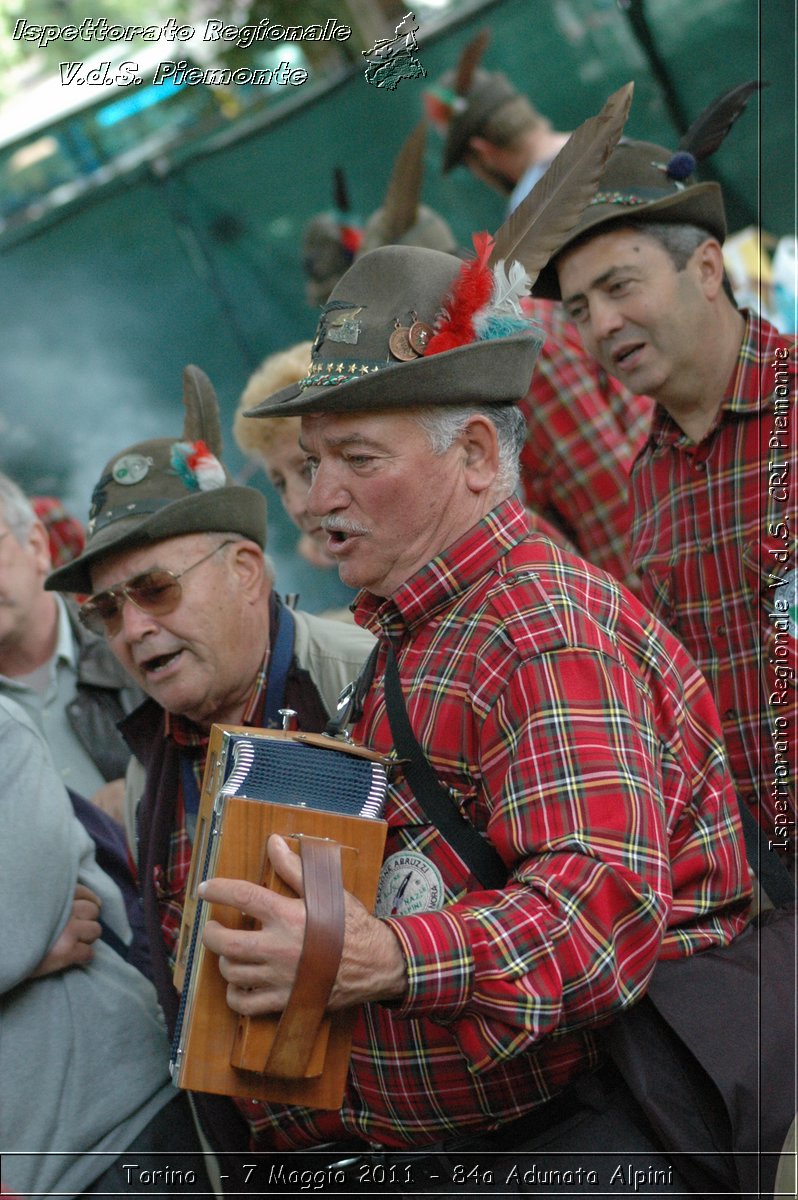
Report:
518,300,653,588
630,312,797,844
249,498,749,1151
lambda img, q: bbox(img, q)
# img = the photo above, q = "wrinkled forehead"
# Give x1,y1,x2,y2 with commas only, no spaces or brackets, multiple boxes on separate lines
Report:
89,531,215,592
299,409,413,453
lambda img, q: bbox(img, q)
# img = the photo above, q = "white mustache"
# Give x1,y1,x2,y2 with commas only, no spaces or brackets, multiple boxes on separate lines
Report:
321,517,370,536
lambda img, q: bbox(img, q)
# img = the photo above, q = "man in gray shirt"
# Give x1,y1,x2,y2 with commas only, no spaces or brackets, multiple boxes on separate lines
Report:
0,693,211,1196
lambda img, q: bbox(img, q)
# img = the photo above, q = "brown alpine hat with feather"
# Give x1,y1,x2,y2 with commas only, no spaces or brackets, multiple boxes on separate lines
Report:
359,120,458,257
45,365,266,595
424,29,531,174
245,82,634,418
532,80,762,300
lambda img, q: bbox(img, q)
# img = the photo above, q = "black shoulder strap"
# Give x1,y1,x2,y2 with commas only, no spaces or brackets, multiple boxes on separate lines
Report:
382,641,506,889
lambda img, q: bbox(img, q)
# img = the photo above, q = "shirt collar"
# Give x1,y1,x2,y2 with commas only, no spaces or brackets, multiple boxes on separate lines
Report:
648,310,789,448
54,593,77,669
354,496,530,636
724,309,793,415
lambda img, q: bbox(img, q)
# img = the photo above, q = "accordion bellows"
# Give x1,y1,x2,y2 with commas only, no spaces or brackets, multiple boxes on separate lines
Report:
219,732,388,818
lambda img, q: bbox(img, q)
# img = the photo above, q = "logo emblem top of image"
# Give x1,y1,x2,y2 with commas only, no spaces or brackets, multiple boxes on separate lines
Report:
362,12,426,91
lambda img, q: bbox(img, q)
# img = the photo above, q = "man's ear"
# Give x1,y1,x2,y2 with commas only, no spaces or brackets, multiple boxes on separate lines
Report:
229,541,267,601
693,239,726,300
467,134,497,166
461,415,500,494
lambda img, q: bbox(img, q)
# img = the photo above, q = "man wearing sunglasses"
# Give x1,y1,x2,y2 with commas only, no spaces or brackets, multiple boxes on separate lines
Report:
46,365,375,1156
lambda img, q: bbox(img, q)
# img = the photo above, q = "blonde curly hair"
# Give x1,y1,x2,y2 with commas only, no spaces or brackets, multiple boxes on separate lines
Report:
233,341,312,458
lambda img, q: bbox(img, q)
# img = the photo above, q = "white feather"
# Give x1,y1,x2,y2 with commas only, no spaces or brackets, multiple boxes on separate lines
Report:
491,259,530,314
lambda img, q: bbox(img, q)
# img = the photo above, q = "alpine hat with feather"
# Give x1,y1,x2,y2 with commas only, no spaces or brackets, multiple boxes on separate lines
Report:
46,365,266,595
246,82,634,419
359,120,458,258
532,80,762,300
424,29,530,174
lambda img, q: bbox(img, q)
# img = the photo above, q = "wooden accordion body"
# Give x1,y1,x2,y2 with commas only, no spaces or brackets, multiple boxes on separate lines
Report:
170,724,389,1110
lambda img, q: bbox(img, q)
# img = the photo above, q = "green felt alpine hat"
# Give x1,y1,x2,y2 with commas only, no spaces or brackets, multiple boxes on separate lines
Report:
438,67,523,173
424,28,533,174
46,365,266,595
242,244,544,418
532,138,726,300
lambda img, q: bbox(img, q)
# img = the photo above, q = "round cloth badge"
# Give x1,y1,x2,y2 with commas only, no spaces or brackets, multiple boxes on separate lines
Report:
375,850,446,917
111,453,152,485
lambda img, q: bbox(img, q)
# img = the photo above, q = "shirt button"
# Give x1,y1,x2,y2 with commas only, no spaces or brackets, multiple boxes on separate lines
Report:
695,460,706,471
723,708,737,720
716,626,726,637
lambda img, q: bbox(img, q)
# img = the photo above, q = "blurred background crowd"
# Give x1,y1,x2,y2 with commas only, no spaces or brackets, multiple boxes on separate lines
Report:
0,0,794,613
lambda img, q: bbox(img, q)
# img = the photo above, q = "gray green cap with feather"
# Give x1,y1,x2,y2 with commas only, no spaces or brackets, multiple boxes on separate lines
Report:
46,365,266,594
533,79,763,299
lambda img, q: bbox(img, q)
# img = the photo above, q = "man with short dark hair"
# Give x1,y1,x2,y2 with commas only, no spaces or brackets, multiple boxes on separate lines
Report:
426,36,570,209
534,129,797,860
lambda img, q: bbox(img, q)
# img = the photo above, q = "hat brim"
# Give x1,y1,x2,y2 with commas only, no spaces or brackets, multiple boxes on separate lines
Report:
533,182,726,300
46,486,266,595
243,331,544,418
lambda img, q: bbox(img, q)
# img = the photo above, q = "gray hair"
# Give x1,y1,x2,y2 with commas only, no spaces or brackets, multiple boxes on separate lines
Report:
629,221,712,269
412,404,526,495
473,94,544,149
207,529,275,582
0,472,36,544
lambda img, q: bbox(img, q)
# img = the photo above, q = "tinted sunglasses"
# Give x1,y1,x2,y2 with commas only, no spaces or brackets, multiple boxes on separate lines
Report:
78,540,235,637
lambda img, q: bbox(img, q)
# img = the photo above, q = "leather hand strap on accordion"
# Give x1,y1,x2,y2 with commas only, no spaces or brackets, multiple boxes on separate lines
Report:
264,837,345,1079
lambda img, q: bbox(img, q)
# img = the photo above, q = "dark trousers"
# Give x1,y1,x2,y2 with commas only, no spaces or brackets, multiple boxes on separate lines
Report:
82,1093,215,1195
389,1065,693,1197
208,1066,692,1199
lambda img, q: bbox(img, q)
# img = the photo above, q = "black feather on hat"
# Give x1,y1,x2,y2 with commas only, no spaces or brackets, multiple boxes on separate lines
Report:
301,168,363,308
532,80,764,299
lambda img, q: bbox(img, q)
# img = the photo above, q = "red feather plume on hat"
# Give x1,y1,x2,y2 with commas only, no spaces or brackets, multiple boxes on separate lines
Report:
424,232,494,355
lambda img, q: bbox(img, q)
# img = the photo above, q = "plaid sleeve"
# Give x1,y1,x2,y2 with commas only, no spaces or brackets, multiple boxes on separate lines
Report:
386,641,748,1073
519,338,651,589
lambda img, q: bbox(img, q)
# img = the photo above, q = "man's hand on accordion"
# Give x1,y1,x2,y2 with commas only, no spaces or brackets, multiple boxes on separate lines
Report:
199,833,407,1015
